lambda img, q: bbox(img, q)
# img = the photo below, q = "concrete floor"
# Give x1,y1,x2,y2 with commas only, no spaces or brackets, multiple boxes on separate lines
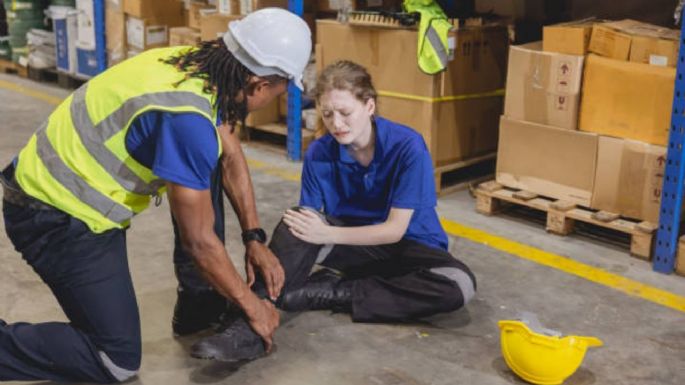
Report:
1,72,685,385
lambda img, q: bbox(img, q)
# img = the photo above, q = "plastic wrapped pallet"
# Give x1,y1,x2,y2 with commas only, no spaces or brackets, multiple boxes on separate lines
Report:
27,28,56,68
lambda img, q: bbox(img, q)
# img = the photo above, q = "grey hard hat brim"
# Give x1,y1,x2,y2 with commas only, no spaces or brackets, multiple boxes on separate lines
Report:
223,29,304,91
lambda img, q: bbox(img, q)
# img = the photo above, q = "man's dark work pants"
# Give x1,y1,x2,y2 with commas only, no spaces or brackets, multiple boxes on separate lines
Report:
1,199,139,382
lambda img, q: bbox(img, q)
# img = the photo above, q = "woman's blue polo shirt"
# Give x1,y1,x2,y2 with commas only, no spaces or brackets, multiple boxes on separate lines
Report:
300,116,448,250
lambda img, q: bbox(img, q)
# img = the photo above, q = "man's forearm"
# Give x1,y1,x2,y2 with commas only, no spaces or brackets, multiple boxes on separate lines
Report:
187,237,259,309
220,126,260,231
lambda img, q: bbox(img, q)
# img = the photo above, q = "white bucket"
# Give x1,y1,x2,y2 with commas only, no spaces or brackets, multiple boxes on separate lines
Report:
46,5,78,74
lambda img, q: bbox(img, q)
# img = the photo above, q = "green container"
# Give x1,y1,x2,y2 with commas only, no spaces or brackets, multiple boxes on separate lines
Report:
50,0,74,6
0,39,11,60
8,34,26,48
8,17,45,36
3,0,47,21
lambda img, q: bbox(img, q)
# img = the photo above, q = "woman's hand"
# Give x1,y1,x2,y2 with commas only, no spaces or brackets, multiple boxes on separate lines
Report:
282,208,334,244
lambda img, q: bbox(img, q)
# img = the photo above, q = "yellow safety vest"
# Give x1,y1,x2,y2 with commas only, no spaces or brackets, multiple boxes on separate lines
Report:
14,46,222,233
404,0,454,74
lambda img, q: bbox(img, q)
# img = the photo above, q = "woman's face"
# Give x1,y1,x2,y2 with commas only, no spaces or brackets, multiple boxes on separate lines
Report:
319,89,375,147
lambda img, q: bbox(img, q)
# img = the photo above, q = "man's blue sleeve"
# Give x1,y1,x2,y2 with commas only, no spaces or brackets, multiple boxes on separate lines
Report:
151,113,219,190
391,137,437,209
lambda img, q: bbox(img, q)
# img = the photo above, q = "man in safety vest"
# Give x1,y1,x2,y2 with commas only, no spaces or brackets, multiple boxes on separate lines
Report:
0,8,310,383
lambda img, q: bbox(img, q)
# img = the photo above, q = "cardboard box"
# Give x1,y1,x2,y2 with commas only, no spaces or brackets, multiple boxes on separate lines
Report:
240,0,288,14
677,237,685,276
124,0,184,19
217,0,240,14
579,54,675,146
504,42,584,130
317,20,508,165
106,1,126,66
589,19,680,66
200,11,241,41
381,95,502,166
543,20,594,55
189,1,214,29
496,116,599,206
107,48,126,66
317,20,507,98
630,35,679,67
127,17,169,50
126,11,186,50
592,136,666,222
317,0,399,12
169,27,201,46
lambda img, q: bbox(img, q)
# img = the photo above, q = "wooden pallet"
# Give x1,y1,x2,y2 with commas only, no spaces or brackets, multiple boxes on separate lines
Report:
475,181,658,260
244,123,315,158
30,66,86,89
434,152,496,196
57,71,87,89
27,66,58,83
0,58,27,77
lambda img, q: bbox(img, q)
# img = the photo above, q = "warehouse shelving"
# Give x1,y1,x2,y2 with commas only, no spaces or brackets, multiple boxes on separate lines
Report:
654,9,685,273
286,0,304,160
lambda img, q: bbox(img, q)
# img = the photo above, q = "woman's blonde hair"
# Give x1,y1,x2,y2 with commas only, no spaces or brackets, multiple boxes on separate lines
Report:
313,60,377,105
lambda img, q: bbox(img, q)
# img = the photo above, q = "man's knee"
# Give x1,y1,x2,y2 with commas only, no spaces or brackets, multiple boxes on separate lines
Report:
429,266,477,311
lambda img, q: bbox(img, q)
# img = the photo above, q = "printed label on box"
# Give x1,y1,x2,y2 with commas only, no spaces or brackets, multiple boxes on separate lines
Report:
555,95,568,111
651,155,666,202
556,60,573,93
649,55,669,67
146,26,168,46
126,17,145,49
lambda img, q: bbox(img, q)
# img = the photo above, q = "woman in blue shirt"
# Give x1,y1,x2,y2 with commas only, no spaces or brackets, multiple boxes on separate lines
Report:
274,60,477,322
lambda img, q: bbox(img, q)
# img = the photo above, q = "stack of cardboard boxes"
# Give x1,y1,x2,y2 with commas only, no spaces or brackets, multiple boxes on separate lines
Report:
317,19,509,168
497,19,678,223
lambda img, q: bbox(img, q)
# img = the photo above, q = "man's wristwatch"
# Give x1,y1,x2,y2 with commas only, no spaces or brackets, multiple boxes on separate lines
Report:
242,228,267,245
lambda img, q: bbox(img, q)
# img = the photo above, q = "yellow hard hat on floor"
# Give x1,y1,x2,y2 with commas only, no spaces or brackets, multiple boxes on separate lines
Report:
498,319,603,385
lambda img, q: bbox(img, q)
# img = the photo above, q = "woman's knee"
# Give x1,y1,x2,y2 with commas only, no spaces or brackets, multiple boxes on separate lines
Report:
429,266,477,311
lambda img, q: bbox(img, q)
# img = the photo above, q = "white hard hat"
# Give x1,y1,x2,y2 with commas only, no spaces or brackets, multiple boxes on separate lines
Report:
223,8,312,91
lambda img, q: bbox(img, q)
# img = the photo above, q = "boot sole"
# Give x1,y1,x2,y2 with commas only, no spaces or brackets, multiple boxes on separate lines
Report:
190,345,267,363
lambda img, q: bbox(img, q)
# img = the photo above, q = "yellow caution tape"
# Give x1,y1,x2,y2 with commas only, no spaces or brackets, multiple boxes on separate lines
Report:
377,88,505,103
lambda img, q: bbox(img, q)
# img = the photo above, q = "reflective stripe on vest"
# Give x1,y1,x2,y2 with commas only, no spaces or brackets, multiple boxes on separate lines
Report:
33,85,214,224
424,22,448,70
15,46,219,231
68,84,212,196
404,0,453,74
35,123,135,223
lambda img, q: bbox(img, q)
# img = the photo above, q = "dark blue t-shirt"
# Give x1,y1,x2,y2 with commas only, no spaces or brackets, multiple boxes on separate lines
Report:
300,116,448,250
125,111,219,190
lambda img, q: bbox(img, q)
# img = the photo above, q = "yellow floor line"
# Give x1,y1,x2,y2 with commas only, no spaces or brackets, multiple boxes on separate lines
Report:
0,79,62,106
245,158,300,182
4,73,685,313
441,218,685,313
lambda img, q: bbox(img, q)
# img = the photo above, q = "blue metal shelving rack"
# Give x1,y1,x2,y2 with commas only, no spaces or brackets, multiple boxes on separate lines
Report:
286,0,304,160
653,9,685,273
94,0,106,74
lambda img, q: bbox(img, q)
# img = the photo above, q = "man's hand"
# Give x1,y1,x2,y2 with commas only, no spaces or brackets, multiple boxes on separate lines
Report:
245,242,285,301
283,208,334,245
243,296,280,353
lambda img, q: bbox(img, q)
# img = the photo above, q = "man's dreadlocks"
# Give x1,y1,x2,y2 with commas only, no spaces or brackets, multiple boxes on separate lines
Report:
162,39,284,129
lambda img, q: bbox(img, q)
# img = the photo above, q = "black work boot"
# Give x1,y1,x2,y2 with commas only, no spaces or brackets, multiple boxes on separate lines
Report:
280,269,353,312
172,287,226,336
190,317,266,362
